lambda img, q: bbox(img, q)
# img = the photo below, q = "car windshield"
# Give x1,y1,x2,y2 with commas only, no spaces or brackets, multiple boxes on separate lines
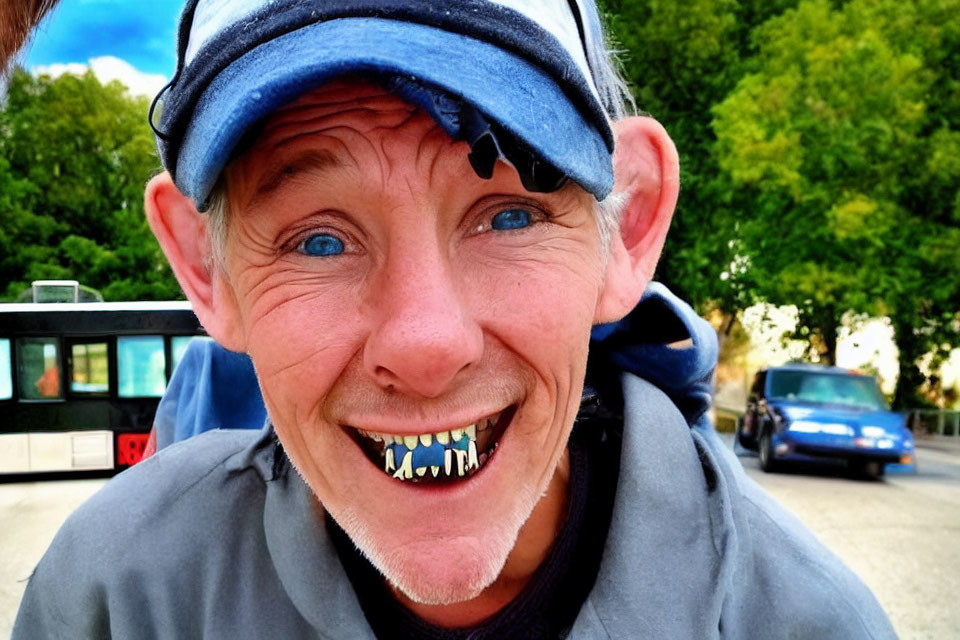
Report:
767,370,888,410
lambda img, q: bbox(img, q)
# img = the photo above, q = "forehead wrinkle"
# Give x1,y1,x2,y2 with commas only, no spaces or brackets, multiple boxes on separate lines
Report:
330,124,390,193
273,82,414,119
240,100,420,205
250,147,343,206
370,107,434,162
237,128,374,214
265,105,416,140
418,124,462,194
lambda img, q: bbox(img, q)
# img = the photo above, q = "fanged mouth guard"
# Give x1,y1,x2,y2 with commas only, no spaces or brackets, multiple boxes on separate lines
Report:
359,410,512,483
384,427,480,481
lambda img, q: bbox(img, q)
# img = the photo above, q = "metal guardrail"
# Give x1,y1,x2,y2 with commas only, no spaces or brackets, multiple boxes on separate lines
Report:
910,410,960,437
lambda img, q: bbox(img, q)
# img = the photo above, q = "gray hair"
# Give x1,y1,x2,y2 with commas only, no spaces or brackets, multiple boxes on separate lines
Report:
204,179,230,272
584,0,635,252
205,3,634,269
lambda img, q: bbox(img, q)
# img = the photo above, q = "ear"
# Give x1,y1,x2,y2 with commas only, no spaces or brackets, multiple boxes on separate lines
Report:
594,117,679,324
144,172,246,351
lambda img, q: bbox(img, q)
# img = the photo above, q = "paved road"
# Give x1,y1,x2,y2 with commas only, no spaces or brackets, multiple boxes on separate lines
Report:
1,440,958,639
726,435,960,640
0,477,106,639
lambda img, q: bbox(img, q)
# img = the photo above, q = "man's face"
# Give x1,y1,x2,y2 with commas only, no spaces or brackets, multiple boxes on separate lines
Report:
219,80,608,604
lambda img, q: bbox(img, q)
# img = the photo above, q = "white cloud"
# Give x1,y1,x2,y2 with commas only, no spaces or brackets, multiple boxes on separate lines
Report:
32,55,167,97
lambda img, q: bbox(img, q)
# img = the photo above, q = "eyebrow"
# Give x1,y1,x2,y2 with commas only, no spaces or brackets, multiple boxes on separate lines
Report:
250,148,344,204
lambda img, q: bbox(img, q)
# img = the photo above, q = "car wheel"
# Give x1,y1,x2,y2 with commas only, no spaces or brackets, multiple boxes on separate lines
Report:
850,459,885,480
758,429,777,473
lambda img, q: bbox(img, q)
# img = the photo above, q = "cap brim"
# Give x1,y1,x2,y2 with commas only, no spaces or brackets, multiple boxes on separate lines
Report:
177,17,613,208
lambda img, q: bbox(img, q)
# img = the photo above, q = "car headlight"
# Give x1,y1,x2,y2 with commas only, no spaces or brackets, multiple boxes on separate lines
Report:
861,426,887,438
789,421,854,436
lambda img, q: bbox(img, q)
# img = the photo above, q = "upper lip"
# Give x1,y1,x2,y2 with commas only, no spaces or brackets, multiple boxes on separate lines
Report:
340,405,514,436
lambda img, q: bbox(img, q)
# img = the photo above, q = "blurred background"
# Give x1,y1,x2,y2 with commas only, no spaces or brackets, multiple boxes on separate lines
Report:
0,1,957,638
2,0,958,413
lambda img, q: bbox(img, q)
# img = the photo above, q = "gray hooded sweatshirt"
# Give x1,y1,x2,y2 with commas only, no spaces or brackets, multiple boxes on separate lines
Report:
14,286,896,639
13,374,895,639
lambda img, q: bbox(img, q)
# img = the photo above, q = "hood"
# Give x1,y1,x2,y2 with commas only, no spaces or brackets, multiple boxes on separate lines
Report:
590,282,718,427
153,338,268,450
769,401,907,434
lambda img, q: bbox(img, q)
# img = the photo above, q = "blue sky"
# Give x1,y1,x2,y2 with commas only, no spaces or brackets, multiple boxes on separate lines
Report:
24,0,182,78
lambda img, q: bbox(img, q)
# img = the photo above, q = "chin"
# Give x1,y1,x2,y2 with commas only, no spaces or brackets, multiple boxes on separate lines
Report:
383,539,507,605
336,494,531,606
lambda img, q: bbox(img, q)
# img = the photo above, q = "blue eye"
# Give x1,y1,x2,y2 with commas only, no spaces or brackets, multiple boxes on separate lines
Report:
300,233,344,257
491,209,532,231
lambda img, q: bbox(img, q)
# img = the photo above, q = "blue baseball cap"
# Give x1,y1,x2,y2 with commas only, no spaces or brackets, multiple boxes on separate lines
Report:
151,0,617,211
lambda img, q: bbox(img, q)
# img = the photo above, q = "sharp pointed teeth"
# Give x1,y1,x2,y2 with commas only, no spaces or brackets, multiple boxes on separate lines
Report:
468,440,479,470
393,452,413,479
380,423,491,480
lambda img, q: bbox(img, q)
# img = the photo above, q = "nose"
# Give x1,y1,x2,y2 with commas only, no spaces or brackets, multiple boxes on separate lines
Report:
363,244,483,398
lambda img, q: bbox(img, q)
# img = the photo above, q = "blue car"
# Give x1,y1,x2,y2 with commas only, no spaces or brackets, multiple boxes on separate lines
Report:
736,364,914,478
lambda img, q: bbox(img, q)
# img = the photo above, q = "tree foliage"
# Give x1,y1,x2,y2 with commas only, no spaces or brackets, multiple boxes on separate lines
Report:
602,0,800,315
711,0,960,405
1,6,957,406
0,68,180,301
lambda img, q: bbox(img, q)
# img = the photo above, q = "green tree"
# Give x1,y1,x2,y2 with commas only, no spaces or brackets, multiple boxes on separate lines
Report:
0,68,180,300
712,0,960,405
602,0,800,318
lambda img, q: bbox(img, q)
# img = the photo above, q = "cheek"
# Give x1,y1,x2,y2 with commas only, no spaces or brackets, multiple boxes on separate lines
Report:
238,276,365,422
462,251,601,409
465,257,596,480
464,249,603,346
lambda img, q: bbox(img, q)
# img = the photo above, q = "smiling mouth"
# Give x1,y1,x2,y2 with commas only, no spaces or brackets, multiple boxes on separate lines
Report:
349,406,516,484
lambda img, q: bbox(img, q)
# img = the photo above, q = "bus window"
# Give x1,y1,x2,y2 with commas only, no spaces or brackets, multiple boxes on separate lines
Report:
0,339,11,400
69,342,110,394
17,338,62,400
117,336,166,398
171,335,200,372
